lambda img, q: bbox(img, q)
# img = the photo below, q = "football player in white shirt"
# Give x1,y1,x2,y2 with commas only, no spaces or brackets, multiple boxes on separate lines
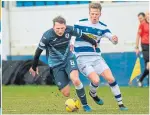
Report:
72,2,128,111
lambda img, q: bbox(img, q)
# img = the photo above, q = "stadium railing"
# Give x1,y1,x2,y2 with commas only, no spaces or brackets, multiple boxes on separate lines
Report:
15,1,91,7
2,1,140,8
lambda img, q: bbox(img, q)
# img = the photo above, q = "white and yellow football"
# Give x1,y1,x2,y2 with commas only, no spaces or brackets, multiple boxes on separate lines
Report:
65,98,81,112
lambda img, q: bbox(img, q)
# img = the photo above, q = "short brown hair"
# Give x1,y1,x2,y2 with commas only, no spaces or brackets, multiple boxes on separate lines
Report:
53,16,66,26
89,2,102,11
138,12,145,17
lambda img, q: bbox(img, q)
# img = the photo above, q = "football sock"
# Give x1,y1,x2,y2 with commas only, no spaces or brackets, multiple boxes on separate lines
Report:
109,81,123,105
75,83,87,106
89,82,99,97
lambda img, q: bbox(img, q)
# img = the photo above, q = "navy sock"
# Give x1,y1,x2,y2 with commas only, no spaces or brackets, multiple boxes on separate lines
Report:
75,83,87,106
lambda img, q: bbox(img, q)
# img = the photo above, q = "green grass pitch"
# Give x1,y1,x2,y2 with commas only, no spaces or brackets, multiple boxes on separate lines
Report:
2,85,149,114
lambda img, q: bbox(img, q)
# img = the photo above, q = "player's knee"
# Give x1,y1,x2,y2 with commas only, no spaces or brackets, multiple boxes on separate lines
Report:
107,77,115,84
61,85,70,97
88,72,100,85
70,70,81,86
72,78,81,86
62,89,70,97
63,91,70,97
92,78,100,86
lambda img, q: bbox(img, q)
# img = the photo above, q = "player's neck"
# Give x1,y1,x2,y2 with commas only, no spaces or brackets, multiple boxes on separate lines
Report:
90,21,99,25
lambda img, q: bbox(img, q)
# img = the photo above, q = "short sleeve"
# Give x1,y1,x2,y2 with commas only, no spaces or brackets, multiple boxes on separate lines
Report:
138,23,143,36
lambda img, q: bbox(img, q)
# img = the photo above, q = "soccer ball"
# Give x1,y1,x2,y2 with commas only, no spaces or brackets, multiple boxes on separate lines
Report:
65,98,81,112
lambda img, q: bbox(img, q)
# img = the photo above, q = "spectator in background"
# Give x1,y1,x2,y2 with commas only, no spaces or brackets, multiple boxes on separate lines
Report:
138,12,146,23
135,11,149,87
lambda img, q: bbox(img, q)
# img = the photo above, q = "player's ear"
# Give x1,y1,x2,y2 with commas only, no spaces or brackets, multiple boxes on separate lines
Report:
64,25,67,30
89,9,91,15
99,12,101,16
53,24,55,29
53,22,56,29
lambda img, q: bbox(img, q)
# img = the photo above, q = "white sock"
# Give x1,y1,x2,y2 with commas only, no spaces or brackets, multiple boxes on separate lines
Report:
109,81,123,105
89,82,99,97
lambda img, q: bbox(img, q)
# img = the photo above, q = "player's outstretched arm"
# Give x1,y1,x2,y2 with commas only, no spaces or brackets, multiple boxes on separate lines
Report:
29,47,43,77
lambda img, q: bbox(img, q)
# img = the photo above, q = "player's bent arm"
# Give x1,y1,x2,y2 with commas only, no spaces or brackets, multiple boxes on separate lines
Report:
103,32,113,42
104,32,118,45
71,26,97,46
136,25,142,49
135,33,140,49
71,34,97,47
104,32,113,40
32,47,43,71
80,34,97,47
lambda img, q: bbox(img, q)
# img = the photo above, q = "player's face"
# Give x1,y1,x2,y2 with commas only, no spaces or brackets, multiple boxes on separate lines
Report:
138,15,145,23
53,22,66,36
89,8,101,24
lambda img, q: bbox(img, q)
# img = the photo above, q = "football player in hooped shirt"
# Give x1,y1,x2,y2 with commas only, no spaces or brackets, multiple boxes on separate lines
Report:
29,16,97,112
73,3,128,111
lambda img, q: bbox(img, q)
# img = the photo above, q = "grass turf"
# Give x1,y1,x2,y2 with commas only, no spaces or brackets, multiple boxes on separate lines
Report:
2,85,149,114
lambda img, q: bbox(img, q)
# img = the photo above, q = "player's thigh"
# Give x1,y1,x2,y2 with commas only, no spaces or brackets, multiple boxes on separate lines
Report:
65,54,82,85
78,62,95,77
65,53,79,77
52,66,70,91
93,56,109,76
101,69,115,83
88,71,100,85
77,56,95,77
78,62,99,84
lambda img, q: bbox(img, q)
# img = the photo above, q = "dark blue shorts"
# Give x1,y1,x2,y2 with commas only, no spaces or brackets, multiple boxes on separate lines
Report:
52,53,78,90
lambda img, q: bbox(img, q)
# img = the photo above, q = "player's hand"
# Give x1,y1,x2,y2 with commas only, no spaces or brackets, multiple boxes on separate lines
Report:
92,43,98,52
70,44,74,52
93,45,96,52
112,35,118,44
29,67,39,77
135,48,140,56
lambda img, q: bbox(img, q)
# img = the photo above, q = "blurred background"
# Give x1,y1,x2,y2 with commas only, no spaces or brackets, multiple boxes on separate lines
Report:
1,1,149,86
0,0,2,111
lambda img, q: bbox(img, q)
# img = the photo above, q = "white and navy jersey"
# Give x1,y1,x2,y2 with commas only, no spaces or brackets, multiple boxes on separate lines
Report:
38,25,82,67
74,18,113,57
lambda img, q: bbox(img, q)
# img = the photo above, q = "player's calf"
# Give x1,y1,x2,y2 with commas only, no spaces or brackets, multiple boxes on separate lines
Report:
88,72,104,105
101,69,128,110
70,70,92,111
109,80,128,111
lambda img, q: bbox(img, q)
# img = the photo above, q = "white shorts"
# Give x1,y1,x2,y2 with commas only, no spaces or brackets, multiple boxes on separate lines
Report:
77,55,109,77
